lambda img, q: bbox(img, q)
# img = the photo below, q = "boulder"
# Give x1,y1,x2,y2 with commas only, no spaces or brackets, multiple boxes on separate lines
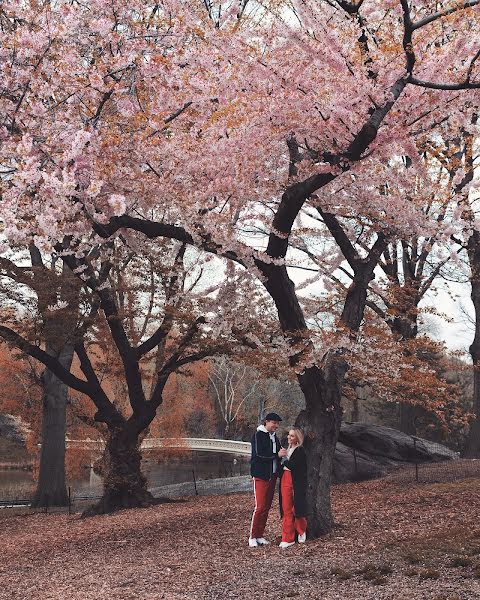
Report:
332,421,458,483
0,413,29,444
332,442,386,483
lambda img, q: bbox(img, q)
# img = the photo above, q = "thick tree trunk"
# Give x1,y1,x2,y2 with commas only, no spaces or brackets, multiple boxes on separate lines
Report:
296,357,346,536
465,235,480,457
83,426,155,516
262,234,381,537
32,344,74,508
341,277,370,332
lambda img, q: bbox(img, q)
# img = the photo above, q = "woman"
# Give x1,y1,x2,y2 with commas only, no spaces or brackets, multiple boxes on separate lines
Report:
279,427,308,549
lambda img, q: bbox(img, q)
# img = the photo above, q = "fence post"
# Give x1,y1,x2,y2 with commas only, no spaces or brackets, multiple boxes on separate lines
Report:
192,468,198,496
68,487,72,515
413,438,419,482
45,494,49,514
353,448,358,474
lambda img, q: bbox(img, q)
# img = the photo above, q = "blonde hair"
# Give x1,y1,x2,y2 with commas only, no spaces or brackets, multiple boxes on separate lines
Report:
289,427,304,447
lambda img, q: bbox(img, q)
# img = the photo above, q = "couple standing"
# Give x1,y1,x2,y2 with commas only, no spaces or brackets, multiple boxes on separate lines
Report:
248,412,307,549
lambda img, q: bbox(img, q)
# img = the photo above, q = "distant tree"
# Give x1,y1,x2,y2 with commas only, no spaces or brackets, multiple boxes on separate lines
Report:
0,237,277,514
208,356,259,439
0,247,81,506
444,120,480,457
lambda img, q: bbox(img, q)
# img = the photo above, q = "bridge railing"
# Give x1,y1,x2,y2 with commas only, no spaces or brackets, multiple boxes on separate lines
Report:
65,437,252,456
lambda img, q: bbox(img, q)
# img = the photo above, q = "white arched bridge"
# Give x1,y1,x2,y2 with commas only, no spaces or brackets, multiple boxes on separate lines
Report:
66,437,252,456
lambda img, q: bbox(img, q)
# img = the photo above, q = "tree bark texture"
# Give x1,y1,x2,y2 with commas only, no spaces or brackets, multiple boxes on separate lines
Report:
386,294,419,434
32,344,74,508
465,232,480,457
83,425,154,516
296,358,346,536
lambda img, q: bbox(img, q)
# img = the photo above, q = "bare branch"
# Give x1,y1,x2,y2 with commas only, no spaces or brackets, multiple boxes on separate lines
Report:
0,325,91,396
411,1,480,31
408,77,480,90
147,101,193,138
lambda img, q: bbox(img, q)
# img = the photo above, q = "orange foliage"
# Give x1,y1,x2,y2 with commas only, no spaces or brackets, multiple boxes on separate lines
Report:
148,361,216,458
343,319,470,438
0,343,42,465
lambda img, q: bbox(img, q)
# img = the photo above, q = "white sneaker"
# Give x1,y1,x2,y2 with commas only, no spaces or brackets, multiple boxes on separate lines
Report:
279,541,295,549
248,538,258,547
256,538,270,545
298,532,306,543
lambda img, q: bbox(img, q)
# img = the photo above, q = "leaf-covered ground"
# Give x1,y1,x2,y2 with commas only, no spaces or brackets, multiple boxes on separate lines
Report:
1,476,480,599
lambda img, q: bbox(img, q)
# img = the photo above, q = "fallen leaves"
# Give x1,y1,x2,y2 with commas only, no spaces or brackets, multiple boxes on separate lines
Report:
1,470,480,598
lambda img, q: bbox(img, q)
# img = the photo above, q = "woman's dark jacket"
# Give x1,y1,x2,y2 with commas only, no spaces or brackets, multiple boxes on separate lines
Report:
250,429,281,481
279,445,308,518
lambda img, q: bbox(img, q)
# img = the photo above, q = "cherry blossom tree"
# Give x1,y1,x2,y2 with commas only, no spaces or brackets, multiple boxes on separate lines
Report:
1,0,479,530
0,234,275,513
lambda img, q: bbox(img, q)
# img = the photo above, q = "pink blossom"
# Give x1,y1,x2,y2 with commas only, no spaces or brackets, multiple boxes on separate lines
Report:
107,194,127,216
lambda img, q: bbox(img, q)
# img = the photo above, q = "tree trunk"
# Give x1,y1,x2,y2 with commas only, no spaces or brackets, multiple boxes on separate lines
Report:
32,344,74,508
83,426,155,516
391,313,419,435
399,403,417,436
262,266,342,534
351,395,360,422
465,234,480,457
296,357,346,536
224,422,232,440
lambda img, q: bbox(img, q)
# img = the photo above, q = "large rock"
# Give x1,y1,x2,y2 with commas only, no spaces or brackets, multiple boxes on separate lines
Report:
332,421,458,483
0,414,29,444
332,441,387,483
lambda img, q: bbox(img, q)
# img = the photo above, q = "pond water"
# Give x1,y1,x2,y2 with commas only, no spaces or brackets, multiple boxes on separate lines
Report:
0,452,250,500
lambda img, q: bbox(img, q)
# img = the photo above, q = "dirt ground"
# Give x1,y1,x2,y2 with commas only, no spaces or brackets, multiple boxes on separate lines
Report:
1,475,480,600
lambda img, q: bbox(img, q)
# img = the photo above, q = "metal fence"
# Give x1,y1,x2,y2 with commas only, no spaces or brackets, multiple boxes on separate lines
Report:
0,456,253,513
385,458,480,485
3,441,480,513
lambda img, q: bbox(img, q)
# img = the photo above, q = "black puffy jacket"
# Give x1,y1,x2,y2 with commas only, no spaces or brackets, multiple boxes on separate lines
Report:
250,428,281,481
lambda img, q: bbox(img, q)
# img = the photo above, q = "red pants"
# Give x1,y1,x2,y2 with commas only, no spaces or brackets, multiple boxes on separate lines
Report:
281,470,307,543
250,476,277,539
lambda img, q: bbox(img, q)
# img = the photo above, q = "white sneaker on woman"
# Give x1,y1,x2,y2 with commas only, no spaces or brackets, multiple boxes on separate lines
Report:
248,538,258,547
298,532,306,543
279,541,295,549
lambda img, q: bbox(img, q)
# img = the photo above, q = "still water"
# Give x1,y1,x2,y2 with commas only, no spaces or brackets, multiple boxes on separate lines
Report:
0,452,250,499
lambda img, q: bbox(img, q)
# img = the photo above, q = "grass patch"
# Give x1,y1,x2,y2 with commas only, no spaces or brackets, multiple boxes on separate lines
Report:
390,524,480,569
0,483,34,502
404,550,425,565
448,556,472,568
356,562,392,585
330,567,352,580
419,568,440,580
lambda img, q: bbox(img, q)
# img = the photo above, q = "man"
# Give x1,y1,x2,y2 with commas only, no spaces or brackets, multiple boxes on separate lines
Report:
248,412,288,548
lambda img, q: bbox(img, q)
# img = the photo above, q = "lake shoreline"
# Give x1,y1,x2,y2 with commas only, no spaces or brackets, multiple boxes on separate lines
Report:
0,462,33,471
